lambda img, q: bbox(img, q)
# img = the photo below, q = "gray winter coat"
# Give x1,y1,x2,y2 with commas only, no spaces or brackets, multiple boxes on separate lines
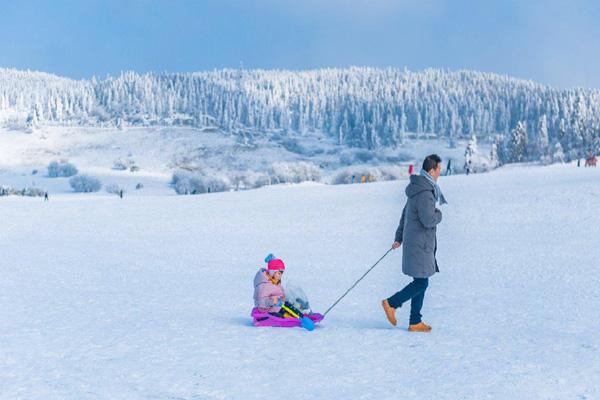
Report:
395,175,443,278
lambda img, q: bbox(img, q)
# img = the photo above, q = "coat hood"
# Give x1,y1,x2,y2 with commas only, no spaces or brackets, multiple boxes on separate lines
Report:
254,268,269,288
405,175,435,199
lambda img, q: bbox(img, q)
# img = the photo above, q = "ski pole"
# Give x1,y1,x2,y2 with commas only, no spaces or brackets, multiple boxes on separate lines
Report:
323,247,393,316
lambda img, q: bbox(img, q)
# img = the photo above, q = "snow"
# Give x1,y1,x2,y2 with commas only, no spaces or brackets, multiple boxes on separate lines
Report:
1,163,599,399
0,126,471,196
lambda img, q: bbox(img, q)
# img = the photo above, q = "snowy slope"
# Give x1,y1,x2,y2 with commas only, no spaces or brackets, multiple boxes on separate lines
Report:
1,164,599,399
0,125,471,196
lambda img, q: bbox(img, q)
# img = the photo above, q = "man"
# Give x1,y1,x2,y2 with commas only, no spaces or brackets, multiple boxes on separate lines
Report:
382,154,446,332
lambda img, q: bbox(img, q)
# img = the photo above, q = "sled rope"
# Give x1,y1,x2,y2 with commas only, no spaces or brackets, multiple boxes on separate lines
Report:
323,247,393,316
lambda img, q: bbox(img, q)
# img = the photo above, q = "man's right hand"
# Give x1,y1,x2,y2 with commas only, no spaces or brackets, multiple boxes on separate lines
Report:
392,241,401,249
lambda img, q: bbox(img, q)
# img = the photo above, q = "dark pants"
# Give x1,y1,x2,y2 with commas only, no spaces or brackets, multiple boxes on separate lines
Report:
387,278,429,325
269,301,304,318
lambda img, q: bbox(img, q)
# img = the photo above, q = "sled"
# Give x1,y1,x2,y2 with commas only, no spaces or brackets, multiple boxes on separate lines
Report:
251,307,324,328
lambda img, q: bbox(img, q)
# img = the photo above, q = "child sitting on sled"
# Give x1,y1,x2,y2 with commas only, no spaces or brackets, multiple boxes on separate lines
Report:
252,254,321,330
253,254,287,314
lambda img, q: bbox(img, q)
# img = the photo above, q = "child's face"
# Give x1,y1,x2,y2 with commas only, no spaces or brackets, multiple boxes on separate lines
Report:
273,270,283,281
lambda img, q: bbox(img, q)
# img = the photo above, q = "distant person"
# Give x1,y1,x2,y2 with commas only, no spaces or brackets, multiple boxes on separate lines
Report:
382,154,447,332
446,159,452,176
368,175,374,183
44,192,49,202
119,189,123,199
577,158,581,167
351,175,355,184
408,164,414,175
361,175,366,184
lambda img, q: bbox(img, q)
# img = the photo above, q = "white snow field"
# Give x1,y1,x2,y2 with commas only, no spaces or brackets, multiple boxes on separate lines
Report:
0,126,473,196
1,163,599,399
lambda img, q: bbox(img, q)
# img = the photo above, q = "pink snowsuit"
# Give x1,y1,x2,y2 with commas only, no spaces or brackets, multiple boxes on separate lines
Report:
253,268,286,313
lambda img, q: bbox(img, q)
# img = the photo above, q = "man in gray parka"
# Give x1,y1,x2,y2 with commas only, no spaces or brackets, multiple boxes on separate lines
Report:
382,154,446,332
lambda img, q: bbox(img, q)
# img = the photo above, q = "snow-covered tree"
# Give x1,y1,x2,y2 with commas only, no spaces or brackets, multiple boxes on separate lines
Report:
494,135,509,165
26,106,41,132
552,142,565,163
489,142,500,169
69,175,101,192
592,131,600,156
566,123,584,161
269,162,322,184
464,135,491,173
105,183,126,195
47,161,78,177
509,121,528,163
464,136,475,173
537,115,550,164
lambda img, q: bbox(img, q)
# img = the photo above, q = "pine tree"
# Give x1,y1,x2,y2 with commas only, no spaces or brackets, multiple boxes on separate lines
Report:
464,135,478,173
467,115,475,137
399,114,407,144
557,118,567,146
592,123,600,156
552,142,565,163
537,115,550,163
494,135,509,165
26,105,40,132
489,142,499,169
564,116,584,161
509,121,528,163
117,116,126,130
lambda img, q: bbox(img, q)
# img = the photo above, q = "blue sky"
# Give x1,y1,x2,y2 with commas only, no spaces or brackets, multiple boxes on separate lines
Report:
1,0,599,88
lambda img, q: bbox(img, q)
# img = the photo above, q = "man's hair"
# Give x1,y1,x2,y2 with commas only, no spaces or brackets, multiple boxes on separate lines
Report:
422,154,442,172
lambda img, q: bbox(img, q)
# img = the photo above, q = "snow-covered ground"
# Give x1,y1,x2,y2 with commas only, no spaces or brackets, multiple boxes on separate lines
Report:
1,163,599,399
0,126,472,196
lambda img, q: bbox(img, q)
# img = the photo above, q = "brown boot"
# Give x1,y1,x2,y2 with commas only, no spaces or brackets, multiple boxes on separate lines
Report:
408,322,432,332
381,299,397,326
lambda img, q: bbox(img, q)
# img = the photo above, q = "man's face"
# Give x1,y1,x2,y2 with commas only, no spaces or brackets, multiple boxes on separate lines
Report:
429,163,442,181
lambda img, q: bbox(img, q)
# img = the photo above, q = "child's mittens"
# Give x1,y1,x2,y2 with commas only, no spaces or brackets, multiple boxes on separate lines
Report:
272,297,283,307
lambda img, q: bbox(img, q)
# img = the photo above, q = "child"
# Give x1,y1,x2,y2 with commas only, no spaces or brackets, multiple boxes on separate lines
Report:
253,254,286,314
252,254,322,330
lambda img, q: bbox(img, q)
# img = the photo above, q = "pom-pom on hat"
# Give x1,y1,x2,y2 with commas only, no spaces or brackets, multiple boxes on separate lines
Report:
264,253,285,274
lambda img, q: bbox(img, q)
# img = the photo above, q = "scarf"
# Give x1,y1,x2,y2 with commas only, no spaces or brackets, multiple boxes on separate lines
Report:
420,169,448,205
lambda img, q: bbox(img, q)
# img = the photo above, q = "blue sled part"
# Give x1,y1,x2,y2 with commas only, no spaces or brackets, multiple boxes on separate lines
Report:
300,316,315,331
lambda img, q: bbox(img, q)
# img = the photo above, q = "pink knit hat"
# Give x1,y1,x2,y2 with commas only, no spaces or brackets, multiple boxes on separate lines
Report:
264,253,285,275
267,258,285,272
